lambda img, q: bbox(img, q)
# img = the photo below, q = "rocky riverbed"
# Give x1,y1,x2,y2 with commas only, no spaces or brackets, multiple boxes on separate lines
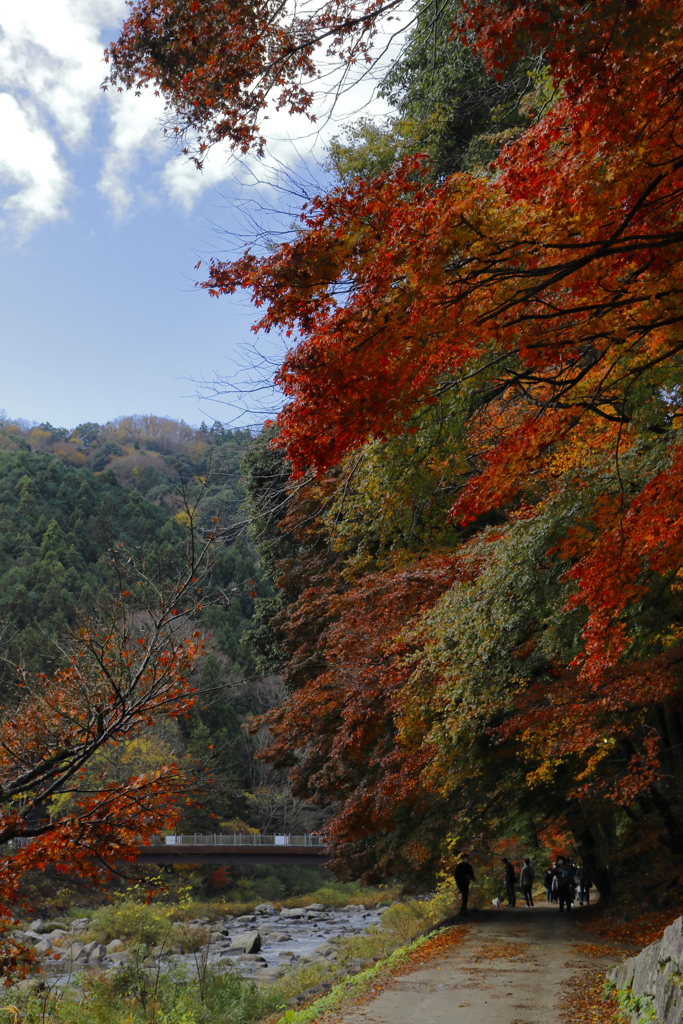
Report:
11,902,387,991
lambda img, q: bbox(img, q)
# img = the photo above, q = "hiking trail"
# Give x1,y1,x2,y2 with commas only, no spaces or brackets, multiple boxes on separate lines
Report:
317,902,633,1024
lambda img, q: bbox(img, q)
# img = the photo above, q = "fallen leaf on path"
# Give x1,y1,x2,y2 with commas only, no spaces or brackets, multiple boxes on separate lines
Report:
472,942,528,961
559,968,623,1024
575,943,630,960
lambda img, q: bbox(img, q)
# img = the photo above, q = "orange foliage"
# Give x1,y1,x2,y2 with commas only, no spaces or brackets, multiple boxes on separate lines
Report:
0,591,207,980
258,548,462,881
111,0,683,888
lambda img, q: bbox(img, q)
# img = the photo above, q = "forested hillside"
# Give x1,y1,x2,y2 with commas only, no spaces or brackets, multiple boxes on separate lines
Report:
103,0,683,909
0,414,319,846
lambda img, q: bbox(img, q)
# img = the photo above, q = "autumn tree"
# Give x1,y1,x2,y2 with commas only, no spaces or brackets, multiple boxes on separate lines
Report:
110,0,683,891
0,472,227,978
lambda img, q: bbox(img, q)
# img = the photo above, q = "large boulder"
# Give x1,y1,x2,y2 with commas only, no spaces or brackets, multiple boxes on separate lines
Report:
229,930,262,954
280,908,306,919
610,915,683,1023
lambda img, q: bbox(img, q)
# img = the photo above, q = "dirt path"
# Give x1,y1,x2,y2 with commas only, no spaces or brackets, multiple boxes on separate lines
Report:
321,903,630,1024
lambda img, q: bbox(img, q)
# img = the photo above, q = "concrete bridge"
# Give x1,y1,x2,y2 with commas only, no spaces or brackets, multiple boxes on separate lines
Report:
135,833,329,866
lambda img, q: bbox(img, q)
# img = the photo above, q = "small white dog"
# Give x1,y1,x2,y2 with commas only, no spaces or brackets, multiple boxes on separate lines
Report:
492,897,501,907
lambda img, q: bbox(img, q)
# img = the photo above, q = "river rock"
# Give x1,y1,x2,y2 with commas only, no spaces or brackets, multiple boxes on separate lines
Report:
34,938,52,956
106,939,125,954
255,904,276,915
257,965,283,980
305,904,324,911
280,907,306,919
44,920,67,932
609,915,683,1023
229,930,261,954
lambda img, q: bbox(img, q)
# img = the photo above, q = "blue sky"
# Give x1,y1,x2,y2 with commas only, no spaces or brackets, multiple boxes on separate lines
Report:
0,1,396,431
0,169,271,430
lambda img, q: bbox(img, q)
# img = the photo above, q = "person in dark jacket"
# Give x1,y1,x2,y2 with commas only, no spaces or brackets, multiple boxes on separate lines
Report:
454,853,476,916
544,867,554,903
576,862,592,905
554,856,573,912
502,857,516,907
520,858,535,907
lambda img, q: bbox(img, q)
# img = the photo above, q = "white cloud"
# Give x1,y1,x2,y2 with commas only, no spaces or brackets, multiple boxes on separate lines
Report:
0,0,125,234
0,92,67,233
97,88,168,217
0,0,409,237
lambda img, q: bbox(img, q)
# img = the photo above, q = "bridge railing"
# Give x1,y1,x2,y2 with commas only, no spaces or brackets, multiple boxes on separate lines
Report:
7,833,326,851
161,833,324,847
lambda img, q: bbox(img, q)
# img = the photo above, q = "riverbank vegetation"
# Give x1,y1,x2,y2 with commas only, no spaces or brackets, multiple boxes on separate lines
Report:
0,884,463,1024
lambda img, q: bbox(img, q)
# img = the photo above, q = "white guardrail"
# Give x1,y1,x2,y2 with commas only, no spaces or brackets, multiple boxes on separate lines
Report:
10,833,325,850
163,833,324,847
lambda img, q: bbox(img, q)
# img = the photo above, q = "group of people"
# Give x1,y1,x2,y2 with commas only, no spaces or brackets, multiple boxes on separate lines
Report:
543,858,593,910
453,853,593,916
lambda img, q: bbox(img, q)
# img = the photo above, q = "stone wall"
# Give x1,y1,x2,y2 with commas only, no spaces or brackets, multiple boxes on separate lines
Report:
609,916,683,1024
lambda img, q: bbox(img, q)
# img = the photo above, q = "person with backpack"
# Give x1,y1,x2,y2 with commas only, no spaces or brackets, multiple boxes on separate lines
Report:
501,857,516,907
554,856,573,912
520,857,535,907
454,853,476,916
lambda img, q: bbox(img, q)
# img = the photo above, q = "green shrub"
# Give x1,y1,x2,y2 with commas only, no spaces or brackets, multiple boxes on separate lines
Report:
86,901,172,946
170,923,211,953
3,965,282,1024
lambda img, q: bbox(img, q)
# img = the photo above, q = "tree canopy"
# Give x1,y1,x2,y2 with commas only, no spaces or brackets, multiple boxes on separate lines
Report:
103,0,683,898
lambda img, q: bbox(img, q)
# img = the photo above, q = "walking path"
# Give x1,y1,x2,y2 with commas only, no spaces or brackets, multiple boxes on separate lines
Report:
321,902,631,1024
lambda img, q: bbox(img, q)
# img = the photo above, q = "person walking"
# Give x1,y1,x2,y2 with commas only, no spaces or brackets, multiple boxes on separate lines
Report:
520,857,535,907
576,862,592,906
554,856,573,912
454,853,476,916
543,866,554,903
502,857,516,907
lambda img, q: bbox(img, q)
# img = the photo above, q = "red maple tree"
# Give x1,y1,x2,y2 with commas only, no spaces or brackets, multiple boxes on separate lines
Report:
109,0,683,885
